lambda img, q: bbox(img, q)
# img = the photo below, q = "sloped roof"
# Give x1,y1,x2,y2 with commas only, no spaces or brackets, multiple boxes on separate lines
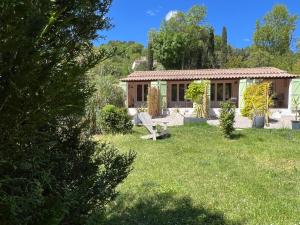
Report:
121,67,298,82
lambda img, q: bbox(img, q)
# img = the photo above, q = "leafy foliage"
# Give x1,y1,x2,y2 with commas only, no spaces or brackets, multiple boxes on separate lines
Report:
254,5,298,55
147,87,160,117
241,82,274,119
220,101,235,138
185,82,209,118
86,75,125,134
0,1,135,225
98,105,133,134
93,41,145,78
152,5,217,70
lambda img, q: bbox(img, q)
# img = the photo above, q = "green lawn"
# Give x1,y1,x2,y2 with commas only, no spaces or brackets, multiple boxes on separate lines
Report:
99,124,300,225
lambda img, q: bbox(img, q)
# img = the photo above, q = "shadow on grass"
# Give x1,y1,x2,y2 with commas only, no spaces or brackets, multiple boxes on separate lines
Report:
102,192,242,225
230,133,245,140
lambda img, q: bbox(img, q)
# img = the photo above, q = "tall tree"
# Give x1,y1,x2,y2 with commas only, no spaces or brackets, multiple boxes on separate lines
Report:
208,28,216,68
152,5,211,70
221,26,228,67
0,1,135,225
253,4,298,55
147,32,154,70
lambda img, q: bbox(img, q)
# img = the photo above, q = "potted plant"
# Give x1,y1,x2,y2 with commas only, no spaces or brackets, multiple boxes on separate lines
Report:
252,108,265,129
242,82,273,129
291,97,300,130
184,81,209,121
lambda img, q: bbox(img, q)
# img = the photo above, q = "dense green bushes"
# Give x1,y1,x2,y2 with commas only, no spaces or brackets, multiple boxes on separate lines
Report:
98,105,133,134
86,75,125,134
0,1,136,225
220,101,235,138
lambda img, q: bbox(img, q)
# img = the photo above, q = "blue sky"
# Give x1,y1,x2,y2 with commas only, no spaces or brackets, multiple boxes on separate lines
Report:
95,0,300,49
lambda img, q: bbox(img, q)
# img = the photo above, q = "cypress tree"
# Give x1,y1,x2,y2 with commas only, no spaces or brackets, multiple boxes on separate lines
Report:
208,28,215,68
221,26,228,67
147,32,154,70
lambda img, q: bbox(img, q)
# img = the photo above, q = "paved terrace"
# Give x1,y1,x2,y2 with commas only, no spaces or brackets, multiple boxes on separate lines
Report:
152,113,294,129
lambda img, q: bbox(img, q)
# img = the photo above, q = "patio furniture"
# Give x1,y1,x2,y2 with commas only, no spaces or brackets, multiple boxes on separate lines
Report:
138,112,169,141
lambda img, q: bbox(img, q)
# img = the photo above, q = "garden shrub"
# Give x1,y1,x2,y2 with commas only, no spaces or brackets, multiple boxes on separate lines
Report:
147,87,160,117
185,81,209,118
86,75,125,134
220,101,235,138
241,82,273,119
98,105,133,134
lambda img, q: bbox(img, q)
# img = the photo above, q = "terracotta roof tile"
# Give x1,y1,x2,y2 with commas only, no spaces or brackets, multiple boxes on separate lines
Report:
121,67,298,81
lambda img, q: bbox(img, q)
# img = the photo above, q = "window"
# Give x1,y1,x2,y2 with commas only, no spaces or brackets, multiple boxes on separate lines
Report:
179,84,185,101
172,84,177,101
144,84,148,101
217,83,223,101
137,84,142,101
211,83,215,101
225,83,232,100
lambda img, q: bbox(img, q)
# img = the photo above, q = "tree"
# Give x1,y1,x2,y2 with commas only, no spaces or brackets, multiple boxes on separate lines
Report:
152,5,212,70
253,4,298,55
95,41,145,78
147,32,154,71
0,1,135,225
207,28,216,68
221,26,228,66
219,102,235,138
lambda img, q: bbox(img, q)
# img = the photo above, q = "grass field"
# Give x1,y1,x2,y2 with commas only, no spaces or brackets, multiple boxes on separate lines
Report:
99,124,300,225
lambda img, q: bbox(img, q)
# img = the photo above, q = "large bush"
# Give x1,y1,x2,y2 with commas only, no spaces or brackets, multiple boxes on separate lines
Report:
220,101,235,138
86,75,125,134
98,105,133,134
241,82,273,119
185,81,209,118
0,1,136,225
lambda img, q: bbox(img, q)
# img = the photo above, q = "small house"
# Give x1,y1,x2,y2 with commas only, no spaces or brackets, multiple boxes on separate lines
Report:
120,67,300,117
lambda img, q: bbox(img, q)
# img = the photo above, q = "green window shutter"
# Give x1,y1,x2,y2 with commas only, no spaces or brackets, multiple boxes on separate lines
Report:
158,81,167,109
289,78,300,109
238,79,247,109
119,81,127,93
239,79,254,109
151,81,167,109
119,81,128,106
205,80,211,108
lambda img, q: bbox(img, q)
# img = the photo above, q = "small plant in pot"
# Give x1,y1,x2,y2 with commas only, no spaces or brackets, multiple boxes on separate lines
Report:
291,97,300,130
252,108,265,129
